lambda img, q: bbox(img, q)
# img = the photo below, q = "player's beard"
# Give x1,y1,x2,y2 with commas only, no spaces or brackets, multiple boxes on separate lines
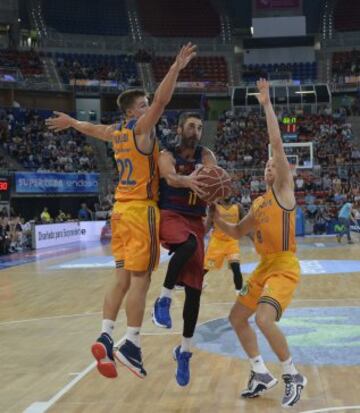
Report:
181,135,198,149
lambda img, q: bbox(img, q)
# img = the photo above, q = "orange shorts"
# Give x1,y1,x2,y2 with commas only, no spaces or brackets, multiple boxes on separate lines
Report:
238,251,300,320
204,235,240,270
111,200,159,272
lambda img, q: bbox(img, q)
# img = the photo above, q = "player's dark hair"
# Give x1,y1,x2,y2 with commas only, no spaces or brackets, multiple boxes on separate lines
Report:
178,112,203,128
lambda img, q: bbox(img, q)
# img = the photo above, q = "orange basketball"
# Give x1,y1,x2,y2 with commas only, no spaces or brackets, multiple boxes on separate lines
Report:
196,165,232,203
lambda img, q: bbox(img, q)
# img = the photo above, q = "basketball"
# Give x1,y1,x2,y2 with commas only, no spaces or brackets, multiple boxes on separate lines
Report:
196,165,232,203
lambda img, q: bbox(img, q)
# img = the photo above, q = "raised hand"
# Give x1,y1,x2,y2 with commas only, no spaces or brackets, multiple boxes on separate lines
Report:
256,78,271,106
173,42,197,71
45,111,73,132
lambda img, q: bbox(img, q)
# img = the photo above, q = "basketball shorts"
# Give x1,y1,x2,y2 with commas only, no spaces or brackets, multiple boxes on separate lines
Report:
238,251,300,321
160,209,205,291
204,235,240,270
111,200,159,272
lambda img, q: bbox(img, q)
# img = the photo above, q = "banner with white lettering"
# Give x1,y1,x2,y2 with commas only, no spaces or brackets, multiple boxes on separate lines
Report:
33,221,107,249
15,172,99,194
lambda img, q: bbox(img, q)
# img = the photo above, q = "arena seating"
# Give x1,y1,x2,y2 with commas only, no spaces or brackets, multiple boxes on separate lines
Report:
53,53,138,85
332,50,360,82
242,62,317,83
42,0,129,36
0,50,44,79
0,109,98,172
152,56,228,84
334,0,360,32
137,0,220,37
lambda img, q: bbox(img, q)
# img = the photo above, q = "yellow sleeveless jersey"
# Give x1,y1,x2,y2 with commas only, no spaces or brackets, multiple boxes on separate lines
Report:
251,188,296,256
112,119,159,202
213,204,240,241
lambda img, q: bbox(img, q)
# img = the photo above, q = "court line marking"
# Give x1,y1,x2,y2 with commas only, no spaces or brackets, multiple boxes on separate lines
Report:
20,302,360,412
300,406,360,413
2,299,360,327
23,334,126,413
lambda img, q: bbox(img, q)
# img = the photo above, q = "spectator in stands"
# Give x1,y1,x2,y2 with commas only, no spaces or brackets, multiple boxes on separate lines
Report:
250,176,260,193
295,174,304,192
78,203,93,221
337,201,357,244
40,207,51,223
313,207,329,235
56,210,67,222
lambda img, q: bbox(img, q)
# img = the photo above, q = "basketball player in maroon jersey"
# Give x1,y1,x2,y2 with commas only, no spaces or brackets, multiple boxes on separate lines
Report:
152,112,216,386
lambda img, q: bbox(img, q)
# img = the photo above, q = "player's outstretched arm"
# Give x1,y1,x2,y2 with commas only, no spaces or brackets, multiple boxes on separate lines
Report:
256,79,292,188
135,43,197,139
46,111,114,141
214,209,256,240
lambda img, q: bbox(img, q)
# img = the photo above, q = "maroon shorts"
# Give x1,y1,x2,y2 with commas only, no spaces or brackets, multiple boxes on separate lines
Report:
160,209,205,291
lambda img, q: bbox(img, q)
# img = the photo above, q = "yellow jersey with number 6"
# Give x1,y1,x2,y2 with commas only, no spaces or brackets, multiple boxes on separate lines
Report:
112,119,159,202
212,204,240,241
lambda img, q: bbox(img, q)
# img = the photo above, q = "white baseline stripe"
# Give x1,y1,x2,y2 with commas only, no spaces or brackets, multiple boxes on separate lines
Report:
23,334,126,413
0,311,102,327
300,406,360,413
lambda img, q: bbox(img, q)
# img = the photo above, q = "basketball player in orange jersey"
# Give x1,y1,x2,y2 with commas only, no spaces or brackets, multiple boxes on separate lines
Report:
214,79,307,408
45,43,197,379
152,112,216,386
204,198,245,292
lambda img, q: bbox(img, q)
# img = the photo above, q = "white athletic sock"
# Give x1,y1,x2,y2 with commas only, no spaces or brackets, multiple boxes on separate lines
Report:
160,287,173,299
101,319,115,337
180,337,192,353
249,355,269,374
281,357,298,375
126,326,141,347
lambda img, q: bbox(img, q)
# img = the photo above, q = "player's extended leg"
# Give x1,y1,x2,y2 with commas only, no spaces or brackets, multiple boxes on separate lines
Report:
229,261,243,292
91,268,131,378
255,303,307,407
173,285,201,386
229,301,278,398
114,271,151,379
153,234,197,328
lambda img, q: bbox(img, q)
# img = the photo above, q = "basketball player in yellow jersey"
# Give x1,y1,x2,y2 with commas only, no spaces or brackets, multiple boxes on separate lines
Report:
204,199,245,292
46,43,197,379
214,79,307,408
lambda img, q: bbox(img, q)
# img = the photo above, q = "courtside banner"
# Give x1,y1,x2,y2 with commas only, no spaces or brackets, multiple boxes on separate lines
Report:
32,221,106,249
15,172,99,194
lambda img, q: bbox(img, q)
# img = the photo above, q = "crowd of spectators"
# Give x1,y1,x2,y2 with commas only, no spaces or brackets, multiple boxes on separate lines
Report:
214,108,360,236
0,49,44,79
54,53,140,89
0,109,97,172
332,49,360,84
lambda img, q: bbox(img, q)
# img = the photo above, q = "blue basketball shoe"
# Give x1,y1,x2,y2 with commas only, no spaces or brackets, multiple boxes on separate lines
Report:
173,345,192,386
91,332,117,378
114,339,147,379
152,297,172,328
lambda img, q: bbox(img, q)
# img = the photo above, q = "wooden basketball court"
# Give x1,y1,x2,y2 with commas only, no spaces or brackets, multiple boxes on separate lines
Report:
1,236,359,413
